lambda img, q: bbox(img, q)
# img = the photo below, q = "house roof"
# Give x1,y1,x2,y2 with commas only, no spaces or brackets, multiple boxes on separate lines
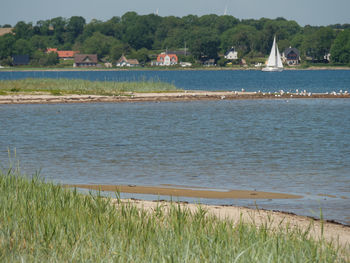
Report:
157,53,178,62
224,47,236,56
117,55,139,65
117,55,128,63
283,47,300,57
47,48,78,58
12,55,30,65
127,59,140,65
74,54,98,64
57,51,77,58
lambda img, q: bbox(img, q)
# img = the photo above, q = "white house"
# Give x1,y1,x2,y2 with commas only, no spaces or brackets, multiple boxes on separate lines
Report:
116,55,140,67
224,47,238,60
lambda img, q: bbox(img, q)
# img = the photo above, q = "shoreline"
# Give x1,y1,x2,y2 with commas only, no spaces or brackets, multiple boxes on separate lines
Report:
66,183,350,247
114,198,350,249
1,66,350,72
1,91,350,104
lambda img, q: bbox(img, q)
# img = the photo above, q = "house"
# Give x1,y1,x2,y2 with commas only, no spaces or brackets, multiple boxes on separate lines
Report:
116,55,140,67
203,59,215,67
282,47,300,65
74,54,98,67
224,47,238,60
47,48,79,60
12,55,30,66
155,53,178,66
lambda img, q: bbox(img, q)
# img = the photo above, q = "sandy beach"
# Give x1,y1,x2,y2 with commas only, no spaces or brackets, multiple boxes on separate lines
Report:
113,198,350,249
0,91,350,104
67,184,350,249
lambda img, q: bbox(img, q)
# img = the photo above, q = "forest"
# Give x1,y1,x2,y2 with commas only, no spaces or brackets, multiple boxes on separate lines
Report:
1,12,350,67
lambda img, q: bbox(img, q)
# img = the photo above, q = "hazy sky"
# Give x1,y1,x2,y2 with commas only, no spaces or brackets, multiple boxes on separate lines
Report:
1,0,349,27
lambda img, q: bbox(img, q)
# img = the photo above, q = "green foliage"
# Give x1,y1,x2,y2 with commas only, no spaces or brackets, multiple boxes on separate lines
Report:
0,13,349,66
330,29,350,63
302,27,335,60
81,32,120,59
31,51,59,66
189,27,220,60
130,48,150,64
0,78,180,95
0,168,347,262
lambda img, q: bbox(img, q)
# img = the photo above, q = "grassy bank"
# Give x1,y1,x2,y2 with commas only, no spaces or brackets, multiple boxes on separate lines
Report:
0,78,180,96
0,168,347,262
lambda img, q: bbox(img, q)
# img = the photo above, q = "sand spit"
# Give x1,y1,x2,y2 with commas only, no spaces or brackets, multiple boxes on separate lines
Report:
0,91,350,104
113,199,350,249
69,184,302,199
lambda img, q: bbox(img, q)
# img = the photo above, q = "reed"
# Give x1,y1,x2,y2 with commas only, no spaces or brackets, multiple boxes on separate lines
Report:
0,167,347,262
0,78,180,95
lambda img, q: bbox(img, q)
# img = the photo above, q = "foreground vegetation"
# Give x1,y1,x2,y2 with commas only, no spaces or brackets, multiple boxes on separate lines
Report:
0,78,180,95
0,167,348,262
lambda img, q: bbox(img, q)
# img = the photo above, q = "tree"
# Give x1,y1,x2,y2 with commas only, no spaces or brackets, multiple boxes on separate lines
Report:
302,27,335,60
13,21,33,39
130,48,150,64
189,28,220,61
31,51,58,66
0,33,16,59
221,25,261,56
67,16,86,42
13,39,34,56
330,29,350,64
81,32,120,59
50,17,67,45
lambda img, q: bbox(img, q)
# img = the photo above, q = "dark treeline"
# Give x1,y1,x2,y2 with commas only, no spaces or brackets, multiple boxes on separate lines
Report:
1,12,350,66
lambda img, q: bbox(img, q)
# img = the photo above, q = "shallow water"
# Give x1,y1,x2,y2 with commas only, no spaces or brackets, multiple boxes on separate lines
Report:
1,98,349,224
1,69,350,93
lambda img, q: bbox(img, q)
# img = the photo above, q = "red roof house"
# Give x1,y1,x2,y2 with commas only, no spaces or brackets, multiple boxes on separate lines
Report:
156,53,178,66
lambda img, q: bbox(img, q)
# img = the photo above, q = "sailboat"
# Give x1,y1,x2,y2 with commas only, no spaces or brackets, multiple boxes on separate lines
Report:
262,36,283,72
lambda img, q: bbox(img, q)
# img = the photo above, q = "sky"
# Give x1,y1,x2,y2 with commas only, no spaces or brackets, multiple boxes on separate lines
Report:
1,0,349,27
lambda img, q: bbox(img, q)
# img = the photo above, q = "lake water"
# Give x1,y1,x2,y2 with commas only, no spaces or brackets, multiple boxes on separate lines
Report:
1,69,350,93
0,70,350,224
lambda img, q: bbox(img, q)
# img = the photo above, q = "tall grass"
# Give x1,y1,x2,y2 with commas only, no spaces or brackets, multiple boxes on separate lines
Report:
0,167,347,262
0,78,180,95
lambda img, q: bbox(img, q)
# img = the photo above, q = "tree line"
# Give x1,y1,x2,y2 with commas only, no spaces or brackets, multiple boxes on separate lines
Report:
1,12,350,66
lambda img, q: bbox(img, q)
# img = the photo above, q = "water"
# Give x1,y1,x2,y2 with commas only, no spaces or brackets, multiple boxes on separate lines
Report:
1,69,350,93
0,70,350,224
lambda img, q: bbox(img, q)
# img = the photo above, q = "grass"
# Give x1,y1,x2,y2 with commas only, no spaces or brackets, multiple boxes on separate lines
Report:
0,166,348,262
0,78,180,96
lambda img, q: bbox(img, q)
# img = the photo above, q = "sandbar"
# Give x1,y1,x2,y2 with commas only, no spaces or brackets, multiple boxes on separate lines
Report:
0,91,349,104
68,184,302,199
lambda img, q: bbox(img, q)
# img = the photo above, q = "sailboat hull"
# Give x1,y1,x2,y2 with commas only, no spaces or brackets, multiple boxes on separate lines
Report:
262,67,283,72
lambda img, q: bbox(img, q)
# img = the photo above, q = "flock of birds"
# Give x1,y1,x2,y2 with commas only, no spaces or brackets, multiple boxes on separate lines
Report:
235,88,349,97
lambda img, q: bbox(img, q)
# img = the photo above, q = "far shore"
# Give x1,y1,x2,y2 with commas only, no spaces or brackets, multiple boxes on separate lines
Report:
1,66,350,72
1,90,349,104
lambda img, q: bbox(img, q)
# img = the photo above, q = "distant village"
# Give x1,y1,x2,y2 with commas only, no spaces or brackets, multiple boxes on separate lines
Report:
2,41,305,69
0,12,349,69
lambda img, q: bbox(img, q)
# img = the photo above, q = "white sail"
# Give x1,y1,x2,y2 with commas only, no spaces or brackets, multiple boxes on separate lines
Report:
266,37,277,67
262,36,283,72
276,42,283,68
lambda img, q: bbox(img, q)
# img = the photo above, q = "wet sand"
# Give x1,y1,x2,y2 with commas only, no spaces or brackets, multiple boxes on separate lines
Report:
0,91,349,104
68,184,302,199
